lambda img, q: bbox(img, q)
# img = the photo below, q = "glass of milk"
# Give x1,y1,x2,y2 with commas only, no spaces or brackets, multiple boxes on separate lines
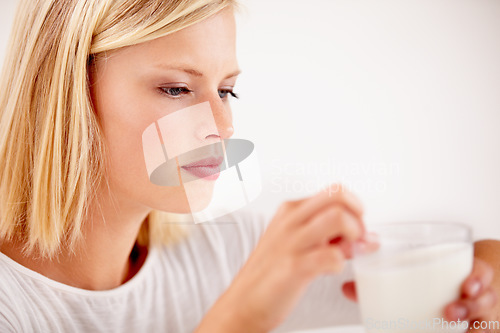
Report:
352,222,473,333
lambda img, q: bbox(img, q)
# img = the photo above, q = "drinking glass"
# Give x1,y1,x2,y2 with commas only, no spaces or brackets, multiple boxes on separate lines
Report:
352,222,473,333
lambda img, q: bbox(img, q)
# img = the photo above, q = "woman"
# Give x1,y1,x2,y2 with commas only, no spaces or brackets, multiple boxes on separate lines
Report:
0,0,496,332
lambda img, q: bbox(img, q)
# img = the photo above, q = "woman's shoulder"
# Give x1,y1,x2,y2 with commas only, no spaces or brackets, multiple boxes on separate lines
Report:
0,251,26,290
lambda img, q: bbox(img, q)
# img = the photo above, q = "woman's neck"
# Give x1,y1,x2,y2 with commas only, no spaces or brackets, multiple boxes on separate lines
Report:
0,185,152,291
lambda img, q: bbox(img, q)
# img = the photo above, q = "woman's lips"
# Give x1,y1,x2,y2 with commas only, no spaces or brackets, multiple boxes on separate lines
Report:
180,156,224,180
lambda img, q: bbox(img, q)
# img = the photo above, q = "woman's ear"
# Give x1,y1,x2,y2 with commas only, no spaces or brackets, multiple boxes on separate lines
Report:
87,52,106,118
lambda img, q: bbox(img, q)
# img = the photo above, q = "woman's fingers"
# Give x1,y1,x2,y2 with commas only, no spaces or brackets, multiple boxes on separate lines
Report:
204,185,368,333
296,245,346,279
461,258,494,298
342,232,380,258
290,205,363,252
287,184,364,227
358,232,380,252
443,258,498,322
445,287,497,321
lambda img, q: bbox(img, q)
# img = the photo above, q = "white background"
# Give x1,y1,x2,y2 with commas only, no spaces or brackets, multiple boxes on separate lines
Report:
1,0,499,240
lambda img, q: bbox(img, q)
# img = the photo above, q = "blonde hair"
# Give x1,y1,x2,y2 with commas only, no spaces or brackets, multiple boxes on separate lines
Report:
0,0,236,258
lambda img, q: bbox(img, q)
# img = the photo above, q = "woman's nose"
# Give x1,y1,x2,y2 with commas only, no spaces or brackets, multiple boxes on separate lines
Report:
209,98,234,140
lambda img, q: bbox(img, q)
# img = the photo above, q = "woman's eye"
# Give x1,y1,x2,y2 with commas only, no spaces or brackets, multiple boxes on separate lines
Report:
161,87,192,97
160,86,239,100
218,89,239,100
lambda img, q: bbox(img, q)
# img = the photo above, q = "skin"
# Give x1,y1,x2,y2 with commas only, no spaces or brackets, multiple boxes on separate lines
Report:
0,6,497,332
473,241,500,320
0,7,239,290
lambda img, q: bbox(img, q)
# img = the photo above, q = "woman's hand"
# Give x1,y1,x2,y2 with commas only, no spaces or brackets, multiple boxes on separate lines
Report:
342,256,498,332
444,258,498,332
196,184,368,333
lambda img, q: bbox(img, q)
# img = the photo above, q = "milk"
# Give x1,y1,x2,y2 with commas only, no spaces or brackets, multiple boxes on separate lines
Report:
353,242,473,333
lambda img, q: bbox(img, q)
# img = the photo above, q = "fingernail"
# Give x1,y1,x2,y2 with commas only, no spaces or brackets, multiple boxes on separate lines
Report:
356,241,368,253
449,304,469,320
363,232,379,243
466,279,481,297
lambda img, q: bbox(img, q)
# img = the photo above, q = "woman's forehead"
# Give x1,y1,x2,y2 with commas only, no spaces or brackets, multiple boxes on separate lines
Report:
97,9,238,74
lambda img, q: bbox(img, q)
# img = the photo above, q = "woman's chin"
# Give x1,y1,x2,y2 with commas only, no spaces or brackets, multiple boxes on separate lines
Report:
148,181,216,214
180,180,216,213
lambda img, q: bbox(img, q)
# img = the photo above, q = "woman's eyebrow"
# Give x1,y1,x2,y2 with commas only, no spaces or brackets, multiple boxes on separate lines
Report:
224,69,241,79
153,63,241,79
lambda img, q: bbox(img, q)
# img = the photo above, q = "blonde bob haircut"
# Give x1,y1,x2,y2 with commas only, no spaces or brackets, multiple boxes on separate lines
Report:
0,0,236,258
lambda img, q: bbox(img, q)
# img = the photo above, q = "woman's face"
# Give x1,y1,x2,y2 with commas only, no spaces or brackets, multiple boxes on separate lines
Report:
90,8,239,214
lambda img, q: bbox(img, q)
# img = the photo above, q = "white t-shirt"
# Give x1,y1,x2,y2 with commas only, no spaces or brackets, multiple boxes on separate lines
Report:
0,210,361,332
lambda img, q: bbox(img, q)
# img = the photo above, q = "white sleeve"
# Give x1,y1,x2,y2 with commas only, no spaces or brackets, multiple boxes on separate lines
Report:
0,315,16,333
236,209,362,332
